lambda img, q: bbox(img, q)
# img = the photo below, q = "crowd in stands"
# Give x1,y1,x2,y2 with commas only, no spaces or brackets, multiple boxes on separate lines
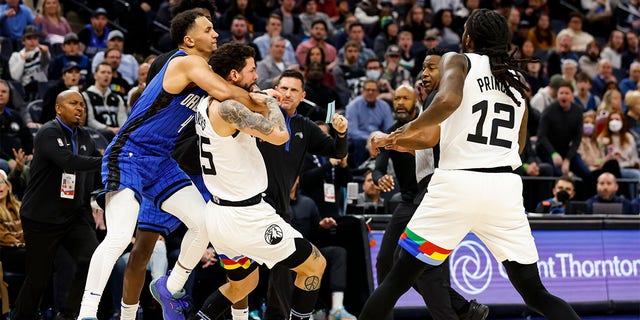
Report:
0,0,640,318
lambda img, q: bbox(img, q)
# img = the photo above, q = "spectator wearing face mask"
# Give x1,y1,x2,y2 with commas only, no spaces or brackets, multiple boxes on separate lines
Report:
597,110,640,187
536,176,576,214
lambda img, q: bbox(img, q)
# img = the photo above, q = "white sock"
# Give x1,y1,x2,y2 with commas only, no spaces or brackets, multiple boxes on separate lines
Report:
77,290,101,319
331,291,344,311
166,263,191,294
231,307,249,320
120,301,139,320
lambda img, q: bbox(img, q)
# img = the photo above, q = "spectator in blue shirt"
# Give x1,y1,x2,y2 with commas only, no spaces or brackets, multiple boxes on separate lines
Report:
345,78,393,167
0,0,35,50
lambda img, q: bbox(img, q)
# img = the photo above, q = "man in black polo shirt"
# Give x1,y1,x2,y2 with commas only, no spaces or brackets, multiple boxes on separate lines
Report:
258,70,348,320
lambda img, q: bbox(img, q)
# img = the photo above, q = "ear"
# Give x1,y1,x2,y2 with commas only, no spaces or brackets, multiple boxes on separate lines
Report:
55,103,61,115
183,35,195,48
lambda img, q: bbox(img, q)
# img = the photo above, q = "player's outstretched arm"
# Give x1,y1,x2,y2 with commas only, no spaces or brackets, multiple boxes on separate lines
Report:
218,95,289,145
388,124,440,150
167,55,267,113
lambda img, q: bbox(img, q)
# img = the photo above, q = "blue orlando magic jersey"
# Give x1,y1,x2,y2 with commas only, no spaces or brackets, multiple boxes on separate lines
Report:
104,50,207,158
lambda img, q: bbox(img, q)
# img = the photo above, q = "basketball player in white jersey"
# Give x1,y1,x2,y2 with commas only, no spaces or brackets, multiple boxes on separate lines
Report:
361,9,580,320
191,43,326,320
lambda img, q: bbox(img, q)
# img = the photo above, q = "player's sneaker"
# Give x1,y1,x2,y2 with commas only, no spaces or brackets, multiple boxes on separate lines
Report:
149,275,191,320
248,310,262,320
329,307,356,320
460,299,489,320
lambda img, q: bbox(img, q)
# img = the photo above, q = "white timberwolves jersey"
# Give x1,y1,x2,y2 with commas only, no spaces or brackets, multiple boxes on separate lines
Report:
438,53,525,170
195,97,268,201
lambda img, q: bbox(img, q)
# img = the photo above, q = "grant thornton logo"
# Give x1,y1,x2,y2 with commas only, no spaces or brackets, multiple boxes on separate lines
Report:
450,240,492,294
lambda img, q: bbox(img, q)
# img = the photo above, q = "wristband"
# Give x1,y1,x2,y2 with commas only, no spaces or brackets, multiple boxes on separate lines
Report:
522,163,529,171
551,152,559,158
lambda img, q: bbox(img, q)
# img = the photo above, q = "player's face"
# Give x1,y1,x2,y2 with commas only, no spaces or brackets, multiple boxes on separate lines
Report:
189,16,219,54
275,77,306,113
392,87,416,122
234,57,258,91
421,54,441,93
56,92,85,128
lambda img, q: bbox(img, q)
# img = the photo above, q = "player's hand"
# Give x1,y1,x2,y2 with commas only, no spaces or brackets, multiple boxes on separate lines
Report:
331,113,348,134
248,92,273,113
377,174,395,192
369,131,390,155
262,88,283,104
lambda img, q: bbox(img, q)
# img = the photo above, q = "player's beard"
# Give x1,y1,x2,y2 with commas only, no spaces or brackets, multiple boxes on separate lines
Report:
239,81,257,92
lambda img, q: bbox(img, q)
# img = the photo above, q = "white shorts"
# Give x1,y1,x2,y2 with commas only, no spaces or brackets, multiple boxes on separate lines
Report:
205,200,303,269
399,169,539,265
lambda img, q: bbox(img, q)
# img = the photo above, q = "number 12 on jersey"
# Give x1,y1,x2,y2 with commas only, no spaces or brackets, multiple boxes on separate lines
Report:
466,100,515,149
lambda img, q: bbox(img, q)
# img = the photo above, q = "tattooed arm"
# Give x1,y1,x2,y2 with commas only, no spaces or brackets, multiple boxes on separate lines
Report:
218,97,289,145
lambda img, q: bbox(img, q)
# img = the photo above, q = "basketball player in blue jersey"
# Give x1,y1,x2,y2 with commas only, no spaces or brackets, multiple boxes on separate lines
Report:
362,9,580,320
78,10,270,320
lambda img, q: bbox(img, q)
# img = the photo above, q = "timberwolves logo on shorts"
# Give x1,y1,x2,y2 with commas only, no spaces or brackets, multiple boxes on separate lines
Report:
264,224,283,245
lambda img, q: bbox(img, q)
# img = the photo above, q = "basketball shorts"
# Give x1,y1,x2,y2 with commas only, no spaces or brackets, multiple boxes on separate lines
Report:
205,200,303,269
102,153,192,207
399,168,539,265
137,174,211,236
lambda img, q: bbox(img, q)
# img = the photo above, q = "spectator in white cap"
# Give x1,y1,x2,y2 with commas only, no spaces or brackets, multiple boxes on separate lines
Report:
90,30,139,86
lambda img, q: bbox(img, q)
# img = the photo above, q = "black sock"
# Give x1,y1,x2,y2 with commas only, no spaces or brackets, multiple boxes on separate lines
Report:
289,286,319,320
359,248,429,320
503,261,580,320
198,288,233,320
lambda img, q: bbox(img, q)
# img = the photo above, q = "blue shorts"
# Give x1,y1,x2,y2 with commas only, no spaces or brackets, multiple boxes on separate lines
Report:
102,154,191,207
137,174,211,236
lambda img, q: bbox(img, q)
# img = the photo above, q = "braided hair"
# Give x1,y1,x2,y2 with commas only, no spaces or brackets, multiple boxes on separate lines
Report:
465,9,534,106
